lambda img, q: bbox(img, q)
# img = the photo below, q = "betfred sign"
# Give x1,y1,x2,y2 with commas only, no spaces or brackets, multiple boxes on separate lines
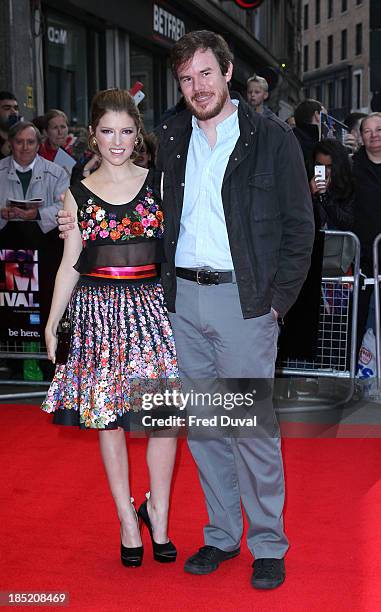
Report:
153,4,185,42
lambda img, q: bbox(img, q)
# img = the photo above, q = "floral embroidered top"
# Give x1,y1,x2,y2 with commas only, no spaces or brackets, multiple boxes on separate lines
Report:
70,169,165,273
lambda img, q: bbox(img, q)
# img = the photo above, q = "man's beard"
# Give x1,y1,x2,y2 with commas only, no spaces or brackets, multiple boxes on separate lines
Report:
185,88,228,121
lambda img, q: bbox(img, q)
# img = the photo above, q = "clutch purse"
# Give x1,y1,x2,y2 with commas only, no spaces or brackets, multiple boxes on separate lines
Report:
55,313,72,365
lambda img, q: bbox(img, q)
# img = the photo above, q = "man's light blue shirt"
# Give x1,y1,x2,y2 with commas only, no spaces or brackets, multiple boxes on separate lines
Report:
175,100,239,269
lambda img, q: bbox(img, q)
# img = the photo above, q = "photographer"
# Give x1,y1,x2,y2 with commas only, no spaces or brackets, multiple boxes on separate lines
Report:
309,138,355,231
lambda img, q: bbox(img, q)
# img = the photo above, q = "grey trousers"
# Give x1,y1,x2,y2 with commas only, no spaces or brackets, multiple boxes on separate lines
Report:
169,276,289,559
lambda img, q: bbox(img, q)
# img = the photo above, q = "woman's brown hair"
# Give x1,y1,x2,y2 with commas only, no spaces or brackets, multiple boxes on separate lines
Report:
88,89,144,156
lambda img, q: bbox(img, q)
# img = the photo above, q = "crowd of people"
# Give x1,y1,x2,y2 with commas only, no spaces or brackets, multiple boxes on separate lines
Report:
1,28,381,591
246,78,381,352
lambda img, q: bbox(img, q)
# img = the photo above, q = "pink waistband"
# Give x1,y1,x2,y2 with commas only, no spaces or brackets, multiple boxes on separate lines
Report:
83,264,158,280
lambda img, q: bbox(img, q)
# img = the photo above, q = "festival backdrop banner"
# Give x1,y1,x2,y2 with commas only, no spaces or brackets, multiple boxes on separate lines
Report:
0,249,41,342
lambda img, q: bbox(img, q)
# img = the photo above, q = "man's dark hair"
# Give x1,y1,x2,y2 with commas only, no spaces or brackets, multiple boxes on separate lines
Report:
344,112,367,132
312,138,354,200
0,91,17,101
170,30,233,79
294,99,323,127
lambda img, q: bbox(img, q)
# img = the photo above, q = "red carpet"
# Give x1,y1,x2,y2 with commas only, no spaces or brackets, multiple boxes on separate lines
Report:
1,404,381,611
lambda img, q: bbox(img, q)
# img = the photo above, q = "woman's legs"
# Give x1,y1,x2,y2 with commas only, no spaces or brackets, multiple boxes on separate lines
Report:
146,436,178,543
99,428,142,547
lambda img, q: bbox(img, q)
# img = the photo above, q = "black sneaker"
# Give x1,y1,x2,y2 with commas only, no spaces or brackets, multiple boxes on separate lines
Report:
251,558,285,589
184,545,240,575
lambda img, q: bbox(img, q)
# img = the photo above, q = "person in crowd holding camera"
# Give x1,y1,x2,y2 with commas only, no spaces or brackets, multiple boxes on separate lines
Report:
309,138,355,231
41,88,178,569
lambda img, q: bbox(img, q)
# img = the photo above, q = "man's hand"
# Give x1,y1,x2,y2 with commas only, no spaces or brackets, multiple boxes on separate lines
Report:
57,209,75,239
1,207,37,220
271,307,279,320
12,207,38,220
1,208,12,220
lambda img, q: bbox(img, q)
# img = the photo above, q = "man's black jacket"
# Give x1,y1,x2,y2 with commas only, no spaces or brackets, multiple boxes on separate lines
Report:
155,94,315,319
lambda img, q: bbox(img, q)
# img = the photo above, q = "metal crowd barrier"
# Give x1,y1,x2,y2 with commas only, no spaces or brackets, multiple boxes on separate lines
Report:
275,230,361,413
1,230,362,406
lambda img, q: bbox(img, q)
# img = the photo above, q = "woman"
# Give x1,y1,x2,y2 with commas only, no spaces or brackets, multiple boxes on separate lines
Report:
309,138,355,230
41,89,178,568
39,109,75,161
352,112,381,353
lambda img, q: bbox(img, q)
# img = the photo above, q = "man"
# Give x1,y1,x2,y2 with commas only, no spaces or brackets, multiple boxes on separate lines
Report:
0,121,69,381
293,98,323,170
58,31,314,589
0,91,20,159
0,121,69,234
246,74,270,115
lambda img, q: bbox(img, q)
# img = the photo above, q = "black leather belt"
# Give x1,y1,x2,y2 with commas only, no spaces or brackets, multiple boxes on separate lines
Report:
176,267,234,285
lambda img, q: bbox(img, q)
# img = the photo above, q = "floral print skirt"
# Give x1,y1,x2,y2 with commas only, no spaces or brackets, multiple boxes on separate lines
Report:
41,276,179,430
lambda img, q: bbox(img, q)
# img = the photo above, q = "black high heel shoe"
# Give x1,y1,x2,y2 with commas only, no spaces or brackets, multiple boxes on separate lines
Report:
138,493,177,563
120,498,144,568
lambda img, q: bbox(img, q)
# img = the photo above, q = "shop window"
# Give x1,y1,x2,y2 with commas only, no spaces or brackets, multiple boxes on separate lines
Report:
45,11,88,125
130,44,155,132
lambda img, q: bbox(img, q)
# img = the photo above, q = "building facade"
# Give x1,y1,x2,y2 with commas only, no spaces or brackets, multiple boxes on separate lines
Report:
301,0,371,120
0,0,303,128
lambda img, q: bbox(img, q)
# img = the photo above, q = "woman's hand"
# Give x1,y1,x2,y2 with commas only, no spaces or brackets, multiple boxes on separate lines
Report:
45,327,57,363
310,176,328,195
